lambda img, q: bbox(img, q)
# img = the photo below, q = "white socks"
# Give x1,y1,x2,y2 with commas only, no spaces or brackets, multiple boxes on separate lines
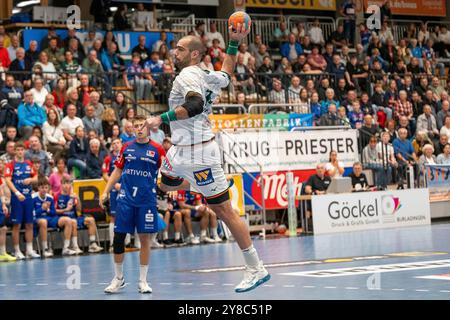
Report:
242,244,260,268
0,245,6,255
109,223,114,245
163,231,168,240
210,228,218,238
125,233,131,246
41,241,48,251
63,239,70,249
115,263,124,279
200,230,207,238
139,265,148,282
174,232,181,241
134,232,141,248
89,235,96,244
14,244,21,254
71,237,78,248
26,242,33,254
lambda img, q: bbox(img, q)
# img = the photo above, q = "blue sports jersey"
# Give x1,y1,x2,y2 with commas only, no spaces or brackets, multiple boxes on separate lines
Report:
114,140,165,207
5,160,36,197
55,193,77,219
32,193,57,219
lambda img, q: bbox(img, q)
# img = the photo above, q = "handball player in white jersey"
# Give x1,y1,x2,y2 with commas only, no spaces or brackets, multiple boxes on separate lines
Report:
144,24,270,292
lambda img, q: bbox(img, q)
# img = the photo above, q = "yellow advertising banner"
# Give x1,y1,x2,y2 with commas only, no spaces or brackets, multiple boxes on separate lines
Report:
209,114,264,131
229,174,246,216
245,0,336,10
73,179,106,219
364,0,446,17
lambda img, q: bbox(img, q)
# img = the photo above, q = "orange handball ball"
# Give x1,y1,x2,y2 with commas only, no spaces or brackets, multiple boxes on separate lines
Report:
228,11,251,32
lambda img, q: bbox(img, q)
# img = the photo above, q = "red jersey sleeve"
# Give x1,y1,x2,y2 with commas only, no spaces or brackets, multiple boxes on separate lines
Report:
177,190,186,202
114,143,129,170
4,162,13,178
26,160,37,177
102,155,111,174
150,141,166,169
194,193,202,201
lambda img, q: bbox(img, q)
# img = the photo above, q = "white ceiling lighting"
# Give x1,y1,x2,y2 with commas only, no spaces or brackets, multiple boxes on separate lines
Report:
17,0,40,8
12,8,22,14
110,7,118,12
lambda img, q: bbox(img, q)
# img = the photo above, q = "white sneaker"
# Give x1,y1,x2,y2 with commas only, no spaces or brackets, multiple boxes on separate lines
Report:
62,248,76,256
138,280,152,294
43,250,54,258
26,250,41,259
72,247,83,255
14,251,26,260
213,236,223,243
200,236,216,244
108,246,114,253
235,261,271,293
104,277,126,294
186,236,200,245
151,239,163,249
88,243,103,253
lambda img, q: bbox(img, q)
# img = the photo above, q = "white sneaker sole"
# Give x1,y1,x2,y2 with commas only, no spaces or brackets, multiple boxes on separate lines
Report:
235,273,271,293
104,281,126,294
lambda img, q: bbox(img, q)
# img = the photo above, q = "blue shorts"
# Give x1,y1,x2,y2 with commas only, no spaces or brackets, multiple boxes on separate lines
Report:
37,216,61,229
11,196,34,225
73,216,86,229
115,201,166,234
190,209,198,218
109,190,118,216
0,213,4,227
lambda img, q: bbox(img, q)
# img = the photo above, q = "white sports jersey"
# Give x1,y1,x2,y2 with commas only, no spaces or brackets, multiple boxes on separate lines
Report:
168,65,230,145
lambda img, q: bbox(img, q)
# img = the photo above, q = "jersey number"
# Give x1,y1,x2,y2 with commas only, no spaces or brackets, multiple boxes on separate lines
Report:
132,187,138,197
205,89,213,106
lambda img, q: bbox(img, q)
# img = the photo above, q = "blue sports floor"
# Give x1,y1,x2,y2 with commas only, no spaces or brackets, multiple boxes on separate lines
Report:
2,223,450,300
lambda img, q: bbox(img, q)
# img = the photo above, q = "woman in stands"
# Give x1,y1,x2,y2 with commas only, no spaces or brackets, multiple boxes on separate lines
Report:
121,107,135,129
418,144,437,186
52,78,67,111
325,150,345,178
43,109,66,160
34,51,57,89
102,31,119,53
102,108,120,146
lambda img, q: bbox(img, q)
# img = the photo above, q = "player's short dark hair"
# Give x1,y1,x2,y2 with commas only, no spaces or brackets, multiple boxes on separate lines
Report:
37,177,50,187
132,115,147,123
15,141,25,150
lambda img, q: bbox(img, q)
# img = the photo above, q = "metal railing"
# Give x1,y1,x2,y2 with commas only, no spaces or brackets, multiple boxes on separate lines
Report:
248,103,310,114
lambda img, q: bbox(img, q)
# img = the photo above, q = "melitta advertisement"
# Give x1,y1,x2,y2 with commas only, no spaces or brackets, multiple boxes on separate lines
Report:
221,129,358,173
210,113,313,132
312,189,431,235
243,170,315,210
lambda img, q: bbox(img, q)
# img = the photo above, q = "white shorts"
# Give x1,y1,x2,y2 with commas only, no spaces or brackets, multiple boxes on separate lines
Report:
160,140,230,203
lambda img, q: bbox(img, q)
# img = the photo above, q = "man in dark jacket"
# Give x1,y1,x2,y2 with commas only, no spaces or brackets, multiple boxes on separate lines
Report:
8,47,32,88
85,138,106,179
68,126,89,179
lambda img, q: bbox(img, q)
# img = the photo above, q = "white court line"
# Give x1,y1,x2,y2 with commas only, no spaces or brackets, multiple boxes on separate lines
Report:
283,285,295,288
97,283,109,285
0,284,6,287
392,289,405,291
345,287,359,290
201,283,214,286
324,286,337,289
303,286,316,288
263,284,274,287
415,289,430,292
179,283,193,285
16,284,27,286
35,283,48,286
160,283,172,285
440,290,450,293
222,283,234,286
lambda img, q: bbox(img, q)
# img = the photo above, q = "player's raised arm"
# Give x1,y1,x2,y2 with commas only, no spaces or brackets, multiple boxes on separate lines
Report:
221,23,250,77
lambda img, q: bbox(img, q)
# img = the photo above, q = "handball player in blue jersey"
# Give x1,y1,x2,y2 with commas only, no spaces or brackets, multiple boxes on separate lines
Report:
143,24,270,292
100,115,166,294
4,141,39,260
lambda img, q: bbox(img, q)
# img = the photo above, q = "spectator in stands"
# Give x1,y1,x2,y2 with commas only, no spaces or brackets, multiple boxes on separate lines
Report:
345,55,368,92
378,21,394,45
199,54,214,71
360,92,374,116
61,51,82,88
114,4,131,30
90,91,105,119
359,115,380,149
310,92,322,125
440,115,450,140
362,135,384,188
329,24,346,49
91,39,103,57
396,116,412,140
65,87,84,118
349,101,364,129
43,109,65,161
44,37,64,71
66,38,86,65
337,106,350,126
307,45,327,72
120,121,135,143
272,21,289,48
325,150,344,178
434,134,448,156
49,158,70,196
102,31,119,53
17,90,46,139
341,89,357,112
370,83,391,125
110,92,126,122
287,76,302,102
9,47,32,88
208,39,223,65
308,19,325,48
83,30,98,55
132,35,152,66
125,53,153,101
121,107,135,129
416,104,439,141
1,75,23,109
350,162,369,191
25,136,50,176
82,104,104,140
85,138,106,179
206,22,225,49
0,141,15,163
149,126,165,145
30,77,49,107
340,0,356,46
77,74,94,108
82,50,105,85
393,127,418,188
60,104,84,144
144,51,164,79
320,88,339,114
0,126,18,154
249,34,263,56
435,25,450,58
52,78,67,111
291,54,306,73
34,52,57,89
377,131,398,188
394,90,413,122
437,100,450,129
233,54,255,95
436,143,450,164
130,2,147,29
422,39,445,77
268,78,286,104
194,21,206,38
68,126,89,178
327,54,346,80
303,163,331,226
418,144,437,184
0,36,10,69
0,25,10,48
423,90,439,114
101,42,125,86
281,33,303,63
334,78,348,103
319,103,341,126
7,34,19,61
102,108,119,144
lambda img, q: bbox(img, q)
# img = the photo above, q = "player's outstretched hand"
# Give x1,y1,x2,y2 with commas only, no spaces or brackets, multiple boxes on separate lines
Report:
99,192,108,209
228,23,250,42
144,116,162,131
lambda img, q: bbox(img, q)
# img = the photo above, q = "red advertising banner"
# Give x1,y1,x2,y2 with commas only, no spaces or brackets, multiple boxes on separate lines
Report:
243,170,315,210
365,0,446,17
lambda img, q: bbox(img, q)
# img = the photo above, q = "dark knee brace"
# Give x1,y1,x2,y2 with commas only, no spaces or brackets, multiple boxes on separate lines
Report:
113,232,127,254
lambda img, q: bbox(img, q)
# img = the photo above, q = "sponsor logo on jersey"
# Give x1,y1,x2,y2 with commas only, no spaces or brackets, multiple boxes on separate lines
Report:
193,168,214,186
145,211,154,223
146,150,155,158
125,154,136,162
140,157,156,164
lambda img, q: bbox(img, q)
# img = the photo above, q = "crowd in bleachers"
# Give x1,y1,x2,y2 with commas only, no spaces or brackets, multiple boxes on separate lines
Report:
0,1,450,260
